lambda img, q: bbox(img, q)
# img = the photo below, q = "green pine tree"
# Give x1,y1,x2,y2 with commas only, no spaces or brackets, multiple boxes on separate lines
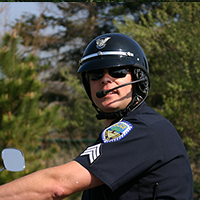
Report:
0,30,67,184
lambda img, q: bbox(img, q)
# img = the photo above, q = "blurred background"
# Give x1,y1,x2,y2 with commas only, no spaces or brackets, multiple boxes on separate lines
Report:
0,2,200,199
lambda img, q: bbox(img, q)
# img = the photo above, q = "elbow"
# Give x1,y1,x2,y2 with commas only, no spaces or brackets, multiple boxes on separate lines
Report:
52,187,71,200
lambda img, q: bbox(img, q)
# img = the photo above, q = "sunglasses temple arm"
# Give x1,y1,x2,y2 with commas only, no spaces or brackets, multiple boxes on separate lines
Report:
96,78,146,98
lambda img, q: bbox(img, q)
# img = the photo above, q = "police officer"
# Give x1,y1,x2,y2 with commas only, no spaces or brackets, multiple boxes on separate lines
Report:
0,33,193,200
75,33,193,199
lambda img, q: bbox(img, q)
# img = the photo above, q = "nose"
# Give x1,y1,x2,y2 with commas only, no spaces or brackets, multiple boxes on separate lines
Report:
101,69,113,84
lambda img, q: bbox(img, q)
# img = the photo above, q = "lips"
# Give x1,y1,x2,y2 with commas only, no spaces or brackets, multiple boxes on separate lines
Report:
107,90,118,95
108,91,116,94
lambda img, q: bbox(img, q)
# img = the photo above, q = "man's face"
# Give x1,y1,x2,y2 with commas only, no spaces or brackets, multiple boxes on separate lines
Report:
89,68,133,113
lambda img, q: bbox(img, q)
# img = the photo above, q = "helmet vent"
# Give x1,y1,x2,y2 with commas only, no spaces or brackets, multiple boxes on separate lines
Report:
134,68,149,94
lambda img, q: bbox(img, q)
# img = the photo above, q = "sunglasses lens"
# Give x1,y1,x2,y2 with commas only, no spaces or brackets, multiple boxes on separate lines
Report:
109,67,128,78
87,68,129,81
87,69,104,81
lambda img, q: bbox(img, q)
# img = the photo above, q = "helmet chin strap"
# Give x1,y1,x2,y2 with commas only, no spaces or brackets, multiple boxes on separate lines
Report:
95,92,145,120
96,102,134,120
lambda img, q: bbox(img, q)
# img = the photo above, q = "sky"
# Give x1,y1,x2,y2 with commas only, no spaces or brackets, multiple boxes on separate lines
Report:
0,2,61,61
6,2,40,20
0,2,44,34
0,2,63,37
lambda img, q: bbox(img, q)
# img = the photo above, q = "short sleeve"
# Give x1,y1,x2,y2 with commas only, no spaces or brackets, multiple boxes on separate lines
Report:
74,120,161,191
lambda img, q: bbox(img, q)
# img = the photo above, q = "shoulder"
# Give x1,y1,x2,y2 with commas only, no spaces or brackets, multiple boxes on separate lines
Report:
124,102,181,143
125,102,167,127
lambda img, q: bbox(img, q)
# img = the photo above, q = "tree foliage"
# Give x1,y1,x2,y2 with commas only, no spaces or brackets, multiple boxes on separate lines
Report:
12,3,154,71
0,30,68,183
0,2,199,199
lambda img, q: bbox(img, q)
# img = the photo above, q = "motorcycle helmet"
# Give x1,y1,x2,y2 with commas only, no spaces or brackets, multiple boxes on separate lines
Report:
78,33,150,120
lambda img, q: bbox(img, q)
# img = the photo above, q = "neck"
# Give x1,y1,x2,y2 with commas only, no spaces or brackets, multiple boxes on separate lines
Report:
105,118,116,127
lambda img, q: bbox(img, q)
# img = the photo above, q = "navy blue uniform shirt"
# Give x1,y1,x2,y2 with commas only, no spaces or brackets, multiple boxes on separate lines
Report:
75,102,193,199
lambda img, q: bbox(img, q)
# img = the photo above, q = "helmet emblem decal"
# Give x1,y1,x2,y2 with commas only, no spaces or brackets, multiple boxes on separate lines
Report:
96,37,111,49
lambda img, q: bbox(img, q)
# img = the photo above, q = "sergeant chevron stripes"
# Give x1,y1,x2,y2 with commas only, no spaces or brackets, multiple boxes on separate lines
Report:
80,143,102,164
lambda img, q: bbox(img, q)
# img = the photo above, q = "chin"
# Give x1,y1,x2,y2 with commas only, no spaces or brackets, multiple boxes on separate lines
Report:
101,106,122,113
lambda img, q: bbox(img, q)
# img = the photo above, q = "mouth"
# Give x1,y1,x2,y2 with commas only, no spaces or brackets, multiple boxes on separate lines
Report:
107,90,118,95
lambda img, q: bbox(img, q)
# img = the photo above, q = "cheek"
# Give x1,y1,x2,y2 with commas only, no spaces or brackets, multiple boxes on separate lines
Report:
89,81,98,101
90,87,96,101
118,75,133,97
120,85,133,99
117,74,132,90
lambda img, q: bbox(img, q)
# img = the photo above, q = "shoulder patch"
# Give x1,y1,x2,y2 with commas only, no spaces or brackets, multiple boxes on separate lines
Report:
101,120,133,143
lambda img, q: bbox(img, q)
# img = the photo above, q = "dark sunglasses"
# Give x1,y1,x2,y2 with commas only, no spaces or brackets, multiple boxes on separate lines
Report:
87,67,130,81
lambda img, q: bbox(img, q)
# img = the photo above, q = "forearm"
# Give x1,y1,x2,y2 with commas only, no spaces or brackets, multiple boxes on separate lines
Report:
0,168,63,200
0,161,103,200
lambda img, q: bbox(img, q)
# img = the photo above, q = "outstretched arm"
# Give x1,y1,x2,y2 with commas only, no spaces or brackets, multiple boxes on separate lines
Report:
0,161,103,200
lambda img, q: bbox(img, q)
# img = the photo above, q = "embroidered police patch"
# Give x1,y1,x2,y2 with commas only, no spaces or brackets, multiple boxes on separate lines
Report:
101,120,133,143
